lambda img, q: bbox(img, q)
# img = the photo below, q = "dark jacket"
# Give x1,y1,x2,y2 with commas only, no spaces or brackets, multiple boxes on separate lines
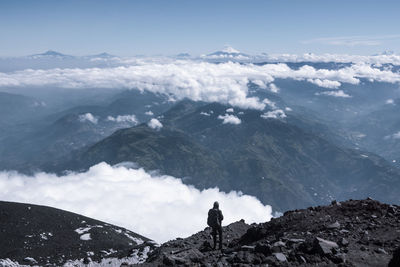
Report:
208,208,224,227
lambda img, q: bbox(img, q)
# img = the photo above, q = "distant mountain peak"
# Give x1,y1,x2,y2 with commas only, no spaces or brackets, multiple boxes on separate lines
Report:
29,50,73,59
222,46,240,54
204,46,250,60
89,52,115,58
176,53,191,58
42,50,65,56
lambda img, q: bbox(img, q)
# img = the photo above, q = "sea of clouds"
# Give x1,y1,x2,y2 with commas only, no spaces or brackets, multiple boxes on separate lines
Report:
0,162,273,243
1,59,400,110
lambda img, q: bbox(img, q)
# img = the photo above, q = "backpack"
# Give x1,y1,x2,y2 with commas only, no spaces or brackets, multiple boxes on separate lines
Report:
207,208,220,228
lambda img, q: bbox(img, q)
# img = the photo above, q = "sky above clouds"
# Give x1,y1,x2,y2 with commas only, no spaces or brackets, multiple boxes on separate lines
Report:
0,0,399,56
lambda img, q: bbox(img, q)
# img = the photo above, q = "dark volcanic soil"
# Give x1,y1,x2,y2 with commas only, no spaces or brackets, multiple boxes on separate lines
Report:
138,199,400,266
0,201,155,266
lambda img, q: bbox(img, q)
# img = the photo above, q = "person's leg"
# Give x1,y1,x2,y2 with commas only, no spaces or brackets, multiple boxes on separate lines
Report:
212,228,217,249
218,226,223,249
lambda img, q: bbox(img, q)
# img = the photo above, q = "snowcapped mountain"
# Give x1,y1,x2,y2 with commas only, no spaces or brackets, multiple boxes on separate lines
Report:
201,46,251,61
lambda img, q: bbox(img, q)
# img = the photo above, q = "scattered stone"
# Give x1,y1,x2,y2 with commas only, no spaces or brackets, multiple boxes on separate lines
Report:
23,257,37,264
340,238,349,247
327,221,341,229
314,237,339,255
374,248,388,254
273,241,286,247
274,253,287,262
287,238,305,244
331,253,346,264
241,245,255,251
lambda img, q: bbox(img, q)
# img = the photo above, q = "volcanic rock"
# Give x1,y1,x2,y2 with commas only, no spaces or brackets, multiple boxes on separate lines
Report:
136,199,400,266
0,201,155,266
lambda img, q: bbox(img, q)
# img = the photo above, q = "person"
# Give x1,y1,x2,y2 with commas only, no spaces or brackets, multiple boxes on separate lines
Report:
207,201,223,250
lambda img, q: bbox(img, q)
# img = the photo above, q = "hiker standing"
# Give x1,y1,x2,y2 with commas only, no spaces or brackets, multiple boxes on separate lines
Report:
207,201,223,250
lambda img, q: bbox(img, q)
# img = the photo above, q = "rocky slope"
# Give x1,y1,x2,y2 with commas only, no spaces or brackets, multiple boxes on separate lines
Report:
138,199,400,266
0,201,155,266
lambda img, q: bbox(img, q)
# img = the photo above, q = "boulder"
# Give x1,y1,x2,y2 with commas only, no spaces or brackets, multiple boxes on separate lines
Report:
274,252,287,262
314,237,339,255
23,257,37,264
327,221,341,229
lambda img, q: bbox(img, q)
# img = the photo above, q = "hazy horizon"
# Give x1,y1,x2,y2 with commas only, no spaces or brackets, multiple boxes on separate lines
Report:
1,0,400,57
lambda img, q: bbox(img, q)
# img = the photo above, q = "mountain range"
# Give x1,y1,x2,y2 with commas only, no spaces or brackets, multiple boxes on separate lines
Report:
62,99,400,211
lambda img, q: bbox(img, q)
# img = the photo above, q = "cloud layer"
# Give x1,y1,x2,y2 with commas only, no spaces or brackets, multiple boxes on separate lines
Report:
0,163,271,242
1,60,400,110
302,35,400,47
0,163,273,243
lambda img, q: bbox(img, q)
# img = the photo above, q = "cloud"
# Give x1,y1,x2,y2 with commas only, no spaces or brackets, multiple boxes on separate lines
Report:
200,111,211,116
0,163,273,243
385,131,400,140
262,98,277,109
106,114,138,124
315,90,351,98
147,118,163,130
307,79,341,89
218,114,241,125
145,111,154,116
268,83,280,93
78,113,98,124
226,108,234,113
1,60,400,110
302,35,400,47
261,109,287,119
252,79,267,89
386,99,395,105
264,53,400,65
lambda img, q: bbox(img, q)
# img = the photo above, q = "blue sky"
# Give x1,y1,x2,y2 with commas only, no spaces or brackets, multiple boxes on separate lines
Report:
0,0,399,56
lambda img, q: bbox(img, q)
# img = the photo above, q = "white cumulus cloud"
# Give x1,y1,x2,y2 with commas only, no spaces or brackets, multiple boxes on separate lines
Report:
0,162,273,243
316,90,351,98
107,114,138,124
78,113,98,124
261,109,287,119
218,114,241,125
147,118,163,130
385,131,400,140
307,78,341,89
268,83,280,93
386,99,395,105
